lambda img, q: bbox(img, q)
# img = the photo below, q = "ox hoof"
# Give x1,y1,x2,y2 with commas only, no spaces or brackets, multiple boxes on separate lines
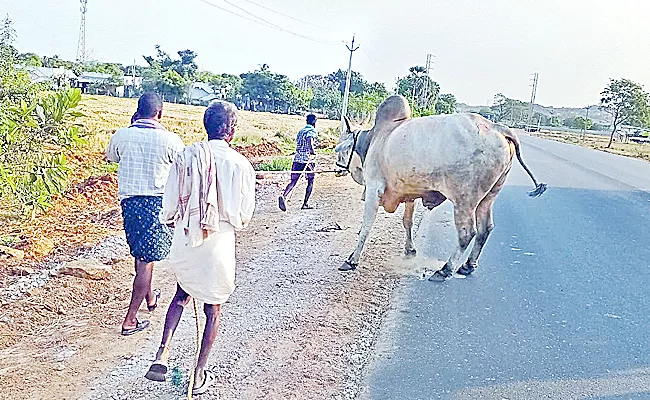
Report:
404,249,417,259
456,264,476,276
428,271,448,282
429,263,452,282
338,261,357,272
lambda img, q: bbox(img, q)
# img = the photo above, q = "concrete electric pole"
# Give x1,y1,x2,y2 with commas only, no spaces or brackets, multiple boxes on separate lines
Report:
527,72,539,128
340,34,359,128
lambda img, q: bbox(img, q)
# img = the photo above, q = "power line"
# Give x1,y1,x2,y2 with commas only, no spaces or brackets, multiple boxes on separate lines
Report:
240,0,335,32
220,0,341,44
197,0,341,45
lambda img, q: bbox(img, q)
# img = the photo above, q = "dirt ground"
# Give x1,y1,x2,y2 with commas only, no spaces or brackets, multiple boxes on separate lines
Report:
0,163,414,400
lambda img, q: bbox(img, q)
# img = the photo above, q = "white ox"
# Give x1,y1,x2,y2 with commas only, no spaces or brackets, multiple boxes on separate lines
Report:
334,95,546,281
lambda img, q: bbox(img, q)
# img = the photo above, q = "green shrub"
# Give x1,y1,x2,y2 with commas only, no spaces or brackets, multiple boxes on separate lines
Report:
255,157,292,171
0,88,85,217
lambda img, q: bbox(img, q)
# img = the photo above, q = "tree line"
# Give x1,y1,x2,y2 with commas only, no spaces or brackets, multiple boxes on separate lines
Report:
480,80,649,148
3,13,458,121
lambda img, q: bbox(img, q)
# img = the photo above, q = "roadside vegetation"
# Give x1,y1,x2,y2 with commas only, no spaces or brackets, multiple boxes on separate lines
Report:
528,130,650,162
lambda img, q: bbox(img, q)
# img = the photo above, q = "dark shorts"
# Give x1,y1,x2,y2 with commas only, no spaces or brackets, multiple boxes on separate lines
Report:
291,161,315,181
121,196,172,263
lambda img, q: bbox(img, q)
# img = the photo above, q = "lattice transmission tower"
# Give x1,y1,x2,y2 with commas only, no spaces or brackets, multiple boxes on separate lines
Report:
76,0,88,63
421,53,434,108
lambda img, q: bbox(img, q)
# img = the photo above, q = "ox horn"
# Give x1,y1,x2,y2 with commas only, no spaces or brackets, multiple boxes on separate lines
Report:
343,115,352,133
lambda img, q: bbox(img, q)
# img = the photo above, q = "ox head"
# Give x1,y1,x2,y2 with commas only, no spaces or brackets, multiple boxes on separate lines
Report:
334,116,366,186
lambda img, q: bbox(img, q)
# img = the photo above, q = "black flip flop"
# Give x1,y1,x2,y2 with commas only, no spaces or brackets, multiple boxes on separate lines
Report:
147,289,161,312
278,196,287,212
121,319,150,336
144,359,168,382
192,370,217,396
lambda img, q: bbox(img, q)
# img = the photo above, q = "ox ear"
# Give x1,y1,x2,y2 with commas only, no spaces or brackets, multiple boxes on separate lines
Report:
334,135,353,153
343,115,352,133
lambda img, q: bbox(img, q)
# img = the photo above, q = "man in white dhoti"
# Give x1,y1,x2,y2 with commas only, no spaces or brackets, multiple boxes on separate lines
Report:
144,100,255,396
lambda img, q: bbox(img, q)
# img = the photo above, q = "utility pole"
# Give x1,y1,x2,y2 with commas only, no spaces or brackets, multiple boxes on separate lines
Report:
340,34,359,127
76,0,88,63
581,105,591,139
527,72,539,128
131,59,136,97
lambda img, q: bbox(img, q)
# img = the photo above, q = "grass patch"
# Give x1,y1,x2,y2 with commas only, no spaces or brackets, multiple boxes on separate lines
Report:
255,157,292,171
0,235,18,247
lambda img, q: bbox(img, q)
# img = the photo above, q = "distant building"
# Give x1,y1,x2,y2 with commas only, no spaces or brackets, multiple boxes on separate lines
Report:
75,72,123,96
119,75,143,97
24,66,76,89
189,82,220,105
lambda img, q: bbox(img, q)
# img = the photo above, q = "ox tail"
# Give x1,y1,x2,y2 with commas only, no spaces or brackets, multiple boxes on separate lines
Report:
499,128,547,197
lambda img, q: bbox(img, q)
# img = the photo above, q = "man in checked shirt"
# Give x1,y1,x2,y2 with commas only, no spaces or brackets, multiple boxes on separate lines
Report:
278,114,318,211
106,93,184,336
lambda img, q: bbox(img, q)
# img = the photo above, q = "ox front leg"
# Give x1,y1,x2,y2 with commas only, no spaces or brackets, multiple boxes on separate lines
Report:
403,201,417,258
339,188,381,272
429,208,476,282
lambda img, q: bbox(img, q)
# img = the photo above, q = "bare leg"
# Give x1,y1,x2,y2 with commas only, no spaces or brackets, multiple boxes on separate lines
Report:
282,177,299,198
152,285,191,363
122,259,154,330
279,175,300,211
193,303,222,388
302,177,314,208
403,201,416,257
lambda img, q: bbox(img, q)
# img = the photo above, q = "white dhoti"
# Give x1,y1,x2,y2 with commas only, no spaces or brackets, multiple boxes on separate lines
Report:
168,221,236,305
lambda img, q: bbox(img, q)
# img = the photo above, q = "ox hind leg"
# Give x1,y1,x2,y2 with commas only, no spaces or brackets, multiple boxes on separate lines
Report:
403,201,417,258
339,186,382,271
458,167,510,276
456,198,494,276
429,206,476,282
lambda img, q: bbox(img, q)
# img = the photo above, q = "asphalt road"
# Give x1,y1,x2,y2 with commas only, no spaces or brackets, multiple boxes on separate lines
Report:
363,135,650,400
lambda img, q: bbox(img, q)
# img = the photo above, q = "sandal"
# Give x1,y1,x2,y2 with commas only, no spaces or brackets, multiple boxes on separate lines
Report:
121,319,150,336
147,289,161,312
192,370,217,396
144,359,168,382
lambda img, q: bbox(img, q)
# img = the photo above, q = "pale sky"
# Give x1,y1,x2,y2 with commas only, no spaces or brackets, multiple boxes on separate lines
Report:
4,0,650,107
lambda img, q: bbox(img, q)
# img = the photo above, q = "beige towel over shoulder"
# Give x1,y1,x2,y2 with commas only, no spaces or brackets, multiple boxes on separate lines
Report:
159,139,256,304
160,141,219,247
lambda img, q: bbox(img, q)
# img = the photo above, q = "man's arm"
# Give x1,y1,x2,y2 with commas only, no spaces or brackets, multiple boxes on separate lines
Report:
306,137,316,155
239,163,256,229
105,132,120,163
160,156,181,228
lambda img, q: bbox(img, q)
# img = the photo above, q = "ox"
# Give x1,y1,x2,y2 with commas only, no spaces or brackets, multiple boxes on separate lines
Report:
334,95,546,281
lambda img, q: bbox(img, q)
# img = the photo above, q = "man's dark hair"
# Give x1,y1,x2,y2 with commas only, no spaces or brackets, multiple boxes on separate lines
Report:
136,92,163,119
204,100,238,140
306,114,317,126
